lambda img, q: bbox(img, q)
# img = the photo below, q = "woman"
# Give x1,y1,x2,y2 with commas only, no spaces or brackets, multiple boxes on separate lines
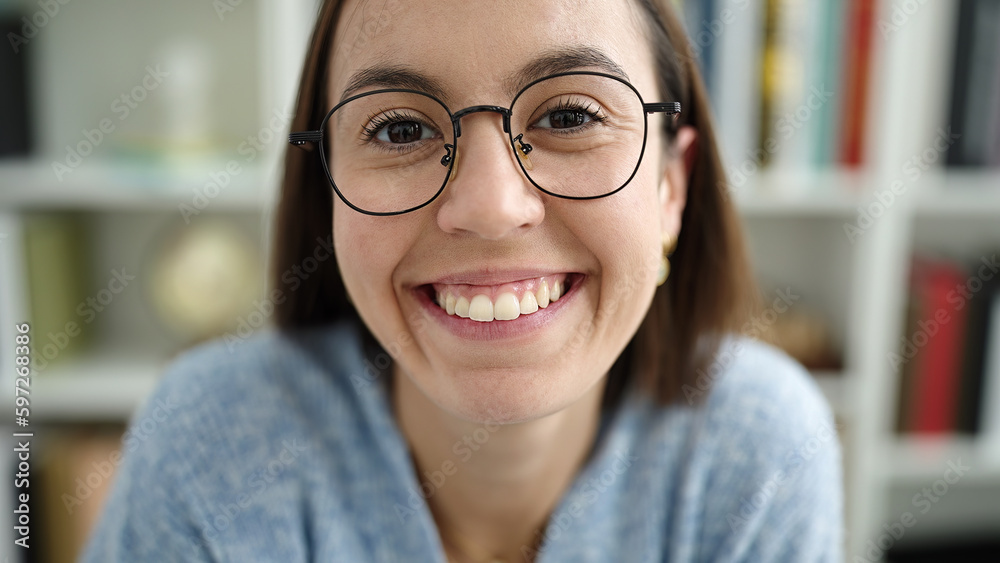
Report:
85,0,842,561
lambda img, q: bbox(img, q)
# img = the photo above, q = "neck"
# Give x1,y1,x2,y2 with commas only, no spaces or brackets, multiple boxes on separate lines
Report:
390,363,608,562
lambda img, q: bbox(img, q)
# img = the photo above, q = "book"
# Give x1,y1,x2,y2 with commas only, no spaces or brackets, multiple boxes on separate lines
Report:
894,284,921,434
955,259,1000,434
0,15,33,156
678,0,719,105
904,258,969,434
946,0,1000,167
977,276,1000,441
758,0,819,173
22,213,93,372
711,0,765,174
985,6,1000,166
960,1,1000,166
811,0,846,168
838,0,875,167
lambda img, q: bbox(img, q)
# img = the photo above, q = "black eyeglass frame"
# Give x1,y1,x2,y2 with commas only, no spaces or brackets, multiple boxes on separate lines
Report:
289,71,682,216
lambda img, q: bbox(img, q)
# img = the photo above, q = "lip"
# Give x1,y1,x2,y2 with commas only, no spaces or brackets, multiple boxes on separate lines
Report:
411,272,585,341
416,268,580,287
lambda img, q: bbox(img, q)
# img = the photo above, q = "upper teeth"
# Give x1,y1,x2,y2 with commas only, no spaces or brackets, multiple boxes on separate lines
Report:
434,279,566,322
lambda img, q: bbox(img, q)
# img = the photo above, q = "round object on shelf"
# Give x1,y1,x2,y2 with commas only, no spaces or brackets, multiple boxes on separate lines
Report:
146,218,262,342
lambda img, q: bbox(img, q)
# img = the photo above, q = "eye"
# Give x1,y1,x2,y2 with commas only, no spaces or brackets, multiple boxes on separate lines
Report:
362,109,439,146
538,109,591,129
377,120,434,144
531,99,605,131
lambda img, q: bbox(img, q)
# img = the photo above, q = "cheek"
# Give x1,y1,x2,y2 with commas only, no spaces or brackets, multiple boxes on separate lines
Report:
595,171,663,267
334,214,370,285
594,174,663,313
332,210,404,318
332,208,435,377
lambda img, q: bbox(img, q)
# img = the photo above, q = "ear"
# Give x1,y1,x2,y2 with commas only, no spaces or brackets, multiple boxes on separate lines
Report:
659,125,698,239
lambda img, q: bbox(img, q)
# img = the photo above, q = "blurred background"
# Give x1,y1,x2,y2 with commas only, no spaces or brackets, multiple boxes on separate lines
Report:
0,0,998,561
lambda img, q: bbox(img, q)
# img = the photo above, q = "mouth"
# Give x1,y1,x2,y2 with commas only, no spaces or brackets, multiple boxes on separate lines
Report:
414,273,583,323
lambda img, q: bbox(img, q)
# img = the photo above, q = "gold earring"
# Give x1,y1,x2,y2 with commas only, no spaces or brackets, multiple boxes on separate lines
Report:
657,233,676,286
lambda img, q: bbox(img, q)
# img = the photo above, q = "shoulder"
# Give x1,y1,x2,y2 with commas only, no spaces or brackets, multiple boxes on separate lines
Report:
84,321,374,561
85,321,379,560
691,336,841,486
678,336,843,560
690,335,837,452
153,320,364,412
156,319,364,397
160,318,365,388
621,334,839,489
123,320,371,476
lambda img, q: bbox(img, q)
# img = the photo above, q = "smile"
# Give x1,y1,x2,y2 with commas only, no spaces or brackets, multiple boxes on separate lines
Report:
428,274,574,322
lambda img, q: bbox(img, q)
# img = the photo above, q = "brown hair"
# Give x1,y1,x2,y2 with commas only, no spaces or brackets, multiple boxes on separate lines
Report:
270,0,759,406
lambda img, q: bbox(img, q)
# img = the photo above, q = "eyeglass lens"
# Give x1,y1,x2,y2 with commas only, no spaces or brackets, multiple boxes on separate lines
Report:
322,74,646,214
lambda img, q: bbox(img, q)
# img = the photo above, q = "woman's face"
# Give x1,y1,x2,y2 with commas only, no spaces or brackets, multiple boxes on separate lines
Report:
328,0,687,423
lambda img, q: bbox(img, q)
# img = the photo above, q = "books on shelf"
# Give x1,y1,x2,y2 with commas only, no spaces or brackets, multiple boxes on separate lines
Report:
0,15,33,157
758,0,818,170
22,213,94,371
677,0,876,177
680,0,1000,182
895,253,1000,436
946,0,1000,167
708,0,764,174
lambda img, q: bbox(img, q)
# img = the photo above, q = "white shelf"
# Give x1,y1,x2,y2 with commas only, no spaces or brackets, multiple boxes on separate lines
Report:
25,355,166,422
0,159,276,212
732,169,1000,219
732,169,872,217
888,436,1000,485
913,171,1000,217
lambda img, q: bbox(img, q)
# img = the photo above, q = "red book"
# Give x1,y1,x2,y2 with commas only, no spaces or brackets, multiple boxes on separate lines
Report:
839,0,875,166
906,259,969,434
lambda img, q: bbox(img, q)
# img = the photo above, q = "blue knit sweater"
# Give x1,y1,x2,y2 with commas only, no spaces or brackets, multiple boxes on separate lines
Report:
83,320,843,562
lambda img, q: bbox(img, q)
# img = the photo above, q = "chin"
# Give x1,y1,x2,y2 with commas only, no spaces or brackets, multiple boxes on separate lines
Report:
412,361,603,426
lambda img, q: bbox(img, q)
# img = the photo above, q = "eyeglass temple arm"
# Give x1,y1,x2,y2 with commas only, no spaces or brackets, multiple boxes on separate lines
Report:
643,101,681,121
643,102,681,115
289,131,322,149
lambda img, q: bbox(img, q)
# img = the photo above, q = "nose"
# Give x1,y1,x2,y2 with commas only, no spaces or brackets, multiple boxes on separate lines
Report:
435,113,545,240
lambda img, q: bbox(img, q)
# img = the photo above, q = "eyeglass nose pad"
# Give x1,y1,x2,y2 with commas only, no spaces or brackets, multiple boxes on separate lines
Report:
440,143,459,182
512,134,533,171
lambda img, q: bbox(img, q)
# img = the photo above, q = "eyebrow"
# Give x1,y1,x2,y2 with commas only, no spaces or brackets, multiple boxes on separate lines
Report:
339,65,449,103
338,46,630,104
505,46,630,94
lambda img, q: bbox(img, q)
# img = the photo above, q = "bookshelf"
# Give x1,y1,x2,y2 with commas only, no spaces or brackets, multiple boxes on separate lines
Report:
1,0,998,562
705,0,1000,560
0,0,317,561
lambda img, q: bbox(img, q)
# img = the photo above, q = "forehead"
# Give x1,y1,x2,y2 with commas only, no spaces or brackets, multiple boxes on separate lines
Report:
328,0,656,106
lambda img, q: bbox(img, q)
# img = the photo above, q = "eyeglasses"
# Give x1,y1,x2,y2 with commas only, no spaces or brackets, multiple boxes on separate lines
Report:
289,71,681,216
